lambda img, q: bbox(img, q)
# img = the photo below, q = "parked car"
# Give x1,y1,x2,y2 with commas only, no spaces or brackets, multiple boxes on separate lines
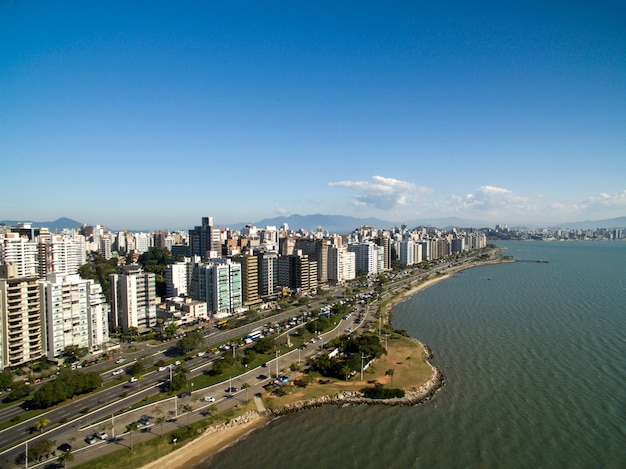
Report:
139,415,152,425
178,391,191,398
85,435,96,445
58,443,72,452
225,387,239,393
98,431,108,440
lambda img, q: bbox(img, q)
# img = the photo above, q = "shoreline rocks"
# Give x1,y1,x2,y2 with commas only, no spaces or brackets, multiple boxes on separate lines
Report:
268,342,444,416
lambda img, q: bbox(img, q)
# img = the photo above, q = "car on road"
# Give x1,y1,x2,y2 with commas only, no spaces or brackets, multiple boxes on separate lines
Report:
179,391,191,398
139,415,152,425
158,366,167,371
225,387,239,393
115,358,126,364
98,431,108,440
85,434,96,445
174,360,181,366
197,351,205,357
257,374,268,380
58,443,72,452
202,396,215,402
129,376,138,383
112,369,124,376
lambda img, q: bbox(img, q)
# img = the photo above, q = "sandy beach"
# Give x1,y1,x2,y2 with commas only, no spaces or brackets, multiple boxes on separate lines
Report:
140,412,269,469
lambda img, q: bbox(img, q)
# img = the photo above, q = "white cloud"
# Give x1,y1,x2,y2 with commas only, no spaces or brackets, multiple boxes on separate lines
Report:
273,204,290,216
444,185,533,216
328,175,432,210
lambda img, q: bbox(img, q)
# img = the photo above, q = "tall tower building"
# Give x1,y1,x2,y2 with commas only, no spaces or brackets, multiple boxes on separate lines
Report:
0,233,39,277
232,254,260,307
257,251,279,300
43,273,90,360
109,265,157,333
0,262,44,370
189,217,222,259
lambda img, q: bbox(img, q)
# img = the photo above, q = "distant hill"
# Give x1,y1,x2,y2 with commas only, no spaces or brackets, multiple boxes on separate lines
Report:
0,217,83,232
553,216,626,230
231,214,493,234
232,214,397,234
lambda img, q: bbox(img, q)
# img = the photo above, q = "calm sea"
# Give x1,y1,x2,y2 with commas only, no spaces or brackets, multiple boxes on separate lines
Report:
199,241,626,469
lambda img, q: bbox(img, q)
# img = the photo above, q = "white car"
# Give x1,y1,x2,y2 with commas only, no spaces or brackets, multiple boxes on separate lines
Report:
115,357,126,364
202,396,215,402
112,369,124,376
158,366,167,371
129,376,138,383
97,431,108,440
197,351,205,357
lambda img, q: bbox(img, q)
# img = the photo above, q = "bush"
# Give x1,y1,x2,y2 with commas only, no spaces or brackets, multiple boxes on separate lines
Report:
360,386,405,399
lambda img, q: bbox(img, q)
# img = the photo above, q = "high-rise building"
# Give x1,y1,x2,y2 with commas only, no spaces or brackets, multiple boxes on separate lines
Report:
348,242,378,275
0,262,44,370
328,245,356,284
0,233,39,277
43,273,90,360
232,254,260,307
278,251,318,295
109,265,157,333
257,251,279,300
189,217,222,259
191,260,243,316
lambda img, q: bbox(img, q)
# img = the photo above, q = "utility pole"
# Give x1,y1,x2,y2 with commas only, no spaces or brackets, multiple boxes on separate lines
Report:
361,353,366,381
25,441,28,469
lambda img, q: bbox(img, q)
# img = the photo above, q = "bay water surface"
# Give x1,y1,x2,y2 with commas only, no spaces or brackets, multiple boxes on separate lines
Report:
200,241,626,468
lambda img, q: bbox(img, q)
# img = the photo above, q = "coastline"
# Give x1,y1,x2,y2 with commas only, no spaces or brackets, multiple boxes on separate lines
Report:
139,412,270,469
140,255,509,469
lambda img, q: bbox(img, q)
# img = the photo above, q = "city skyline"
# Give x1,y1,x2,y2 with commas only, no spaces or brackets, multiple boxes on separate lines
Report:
1,2,625,230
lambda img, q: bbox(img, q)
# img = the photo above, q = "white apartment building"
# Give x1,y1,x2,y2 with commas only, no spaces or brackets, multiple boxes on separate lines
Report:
43,273,90,360
0,233,39,277
166,260,192,297
87,281,110,352
45,234,86,276
348,242,378,276
110,266,157,333
328,245,356,284
134,232,152,254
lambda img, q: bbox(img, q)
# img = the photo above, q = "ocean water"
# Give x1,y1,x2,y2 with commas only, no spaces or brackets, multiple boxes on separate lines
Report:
199,241,626,469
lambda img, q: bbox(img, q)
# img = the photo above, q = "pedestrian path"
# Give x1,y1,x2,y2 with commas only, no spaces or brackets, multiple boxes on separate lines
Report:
253,395,267,416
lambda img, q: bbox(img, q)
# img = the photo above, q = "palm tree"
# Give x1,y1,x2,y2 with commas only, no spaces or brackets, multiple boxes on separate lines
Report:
385,368,395,386
182,404,193,427
126,422,139,452
155,415,166,438
241,382,250,401
35,417,51,434
58,450,74,468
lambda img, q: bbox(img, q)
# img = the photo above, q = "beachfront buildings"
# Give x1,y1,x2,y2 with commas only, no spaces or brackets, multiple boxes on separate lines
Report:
42,273,111,360
0,262,44,370
109,265,158,334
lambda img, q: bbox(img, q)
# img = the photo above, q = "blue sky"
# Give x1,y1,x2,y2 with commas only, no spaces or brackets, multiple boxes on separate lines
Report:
1,1,625,230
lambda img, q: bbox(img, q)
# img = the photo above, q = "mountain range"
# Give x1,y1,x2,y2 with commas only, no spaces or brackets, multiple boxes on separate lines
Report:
1,215,625,234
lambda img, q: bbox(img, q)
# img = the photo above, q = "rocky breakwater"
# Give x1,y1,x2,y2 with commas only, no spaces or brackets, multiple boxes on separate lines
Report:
269,355,444,416
203,411,258,435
